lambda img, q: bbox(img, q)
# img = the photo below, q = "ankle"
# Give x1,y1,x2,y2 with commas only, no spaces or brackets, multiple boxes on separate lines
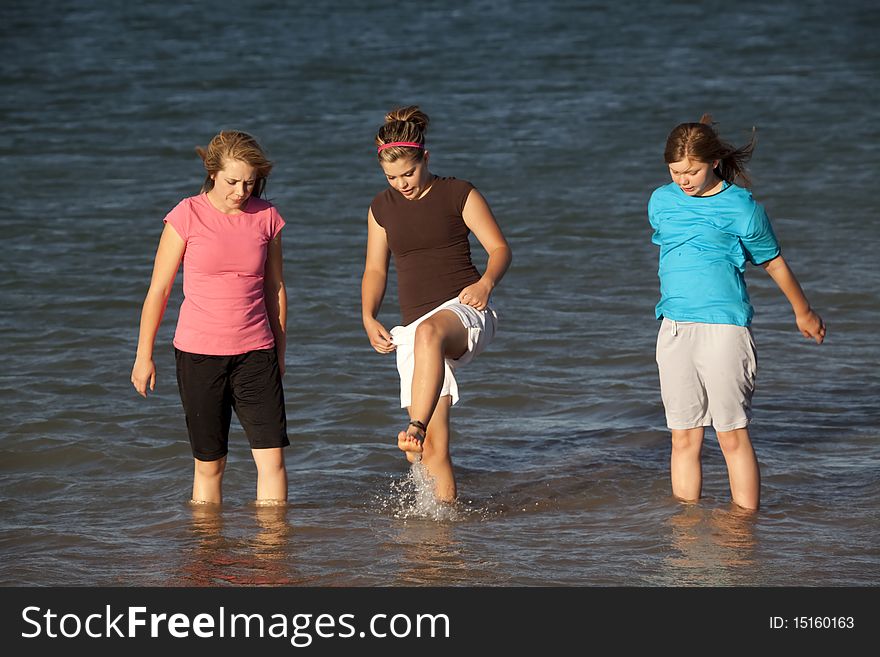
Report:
407,419,427,440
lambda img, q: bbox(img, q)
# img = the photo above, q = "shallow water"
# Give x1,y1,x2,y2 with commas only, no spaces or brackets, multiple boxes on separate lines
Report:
1,0,878,587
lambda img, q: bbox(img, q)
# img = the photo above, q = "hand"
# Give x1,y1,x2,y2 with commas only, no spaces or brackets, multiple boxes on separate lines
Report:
131,357,156,397
796,309,826,344
364,317,395,354
458,280,491,311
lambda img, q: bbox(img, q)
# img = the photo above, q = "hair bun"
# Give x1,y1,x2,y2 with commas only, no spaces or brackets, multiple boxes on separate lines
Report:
384,105,430,131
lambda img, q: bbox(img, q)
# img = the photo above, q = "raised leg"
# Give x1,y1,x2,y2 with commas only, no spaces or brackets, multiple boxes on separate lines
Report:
398,310,467,455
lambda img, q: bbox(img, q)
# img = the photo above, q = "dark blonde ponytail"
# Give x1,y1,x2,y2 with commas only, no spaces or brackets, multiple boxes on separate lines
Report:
665,115,757,187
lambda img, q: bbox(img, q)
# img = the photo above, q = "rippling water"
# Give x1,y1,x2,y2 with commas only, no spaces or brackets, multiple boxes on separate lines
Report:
1,0,878,586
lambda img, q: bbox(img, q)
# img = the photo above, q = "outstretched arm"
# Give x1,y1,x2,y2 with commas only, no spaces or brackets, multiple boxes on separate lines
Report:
761,254,825,344
131,223,186,397
361,209,395,354
459,189,512,310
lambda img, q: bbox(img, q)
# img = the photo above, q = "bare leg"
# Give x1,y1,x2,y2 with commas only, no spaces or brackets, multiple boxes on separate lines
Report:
398,310,467,455
252,447,288,504
716,428,760,510
670,428,704,503
192,455,227,504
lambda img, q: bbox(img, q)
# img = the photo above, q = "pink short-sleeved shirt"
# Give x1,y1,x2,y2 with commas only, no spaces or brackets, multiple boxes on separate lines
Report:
164,193,285,355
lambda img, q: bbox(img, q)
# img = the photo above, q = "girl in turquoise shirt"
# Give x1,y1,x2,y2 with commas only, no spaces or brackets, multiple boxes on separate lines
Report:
649,115,825,510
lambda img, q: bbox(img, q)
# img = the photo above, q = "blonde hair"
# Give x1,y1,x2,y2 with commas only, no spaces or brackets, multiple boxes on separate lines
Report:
664,114,757,187
375,105,429,163
196,130,273,197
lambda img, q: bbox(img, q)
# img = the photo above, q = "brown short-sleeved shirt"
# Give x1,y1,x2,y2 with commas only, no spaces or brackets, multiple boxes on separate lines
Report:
371,177,482,325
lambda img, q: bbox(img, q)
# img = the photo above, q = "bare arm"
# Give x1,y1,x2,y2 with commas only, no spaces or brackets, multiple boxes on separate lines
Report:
361,209,395,354
459,189,512,310
761,254,826,344
264,233,287,375
131,223,186,397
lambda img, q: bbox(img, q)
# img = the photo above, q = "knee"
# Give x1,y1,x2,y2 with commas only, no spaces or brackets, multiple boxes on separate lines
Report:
671,430,702,453
256,459,286,477
413,320,443,351
716,429,749,454
254,449,286,475
195,457,226,478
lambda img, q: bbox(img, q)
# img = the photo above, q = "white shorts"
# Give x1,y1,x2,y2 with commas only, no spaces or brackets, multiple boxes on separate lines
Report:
390,297,497,408
655,318,757,432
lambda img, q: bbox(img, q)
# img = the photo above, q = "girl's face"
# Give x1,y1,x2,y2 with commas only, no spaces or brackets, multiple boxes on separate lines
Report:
668,157,722,197
379,154,432,200
208,159,257,214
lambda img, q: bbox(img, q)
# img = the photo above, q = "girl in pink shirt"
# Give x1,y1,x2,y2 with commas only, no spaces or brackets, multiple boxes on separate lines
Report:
132,131,289,505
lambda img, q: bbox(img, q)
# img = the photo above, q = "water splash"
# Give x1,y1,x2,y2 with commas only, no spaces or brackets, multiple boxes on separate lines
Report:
379,462,462,522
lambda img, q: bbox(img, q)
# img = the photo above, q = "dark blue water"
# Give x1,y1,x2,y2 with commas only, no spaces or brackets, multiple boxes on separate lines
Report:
1,0,878,586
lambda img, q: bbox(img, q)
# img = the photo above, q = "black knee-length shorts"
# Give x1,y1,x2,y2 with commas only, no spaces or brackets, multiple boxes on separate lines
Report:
175,347,289,461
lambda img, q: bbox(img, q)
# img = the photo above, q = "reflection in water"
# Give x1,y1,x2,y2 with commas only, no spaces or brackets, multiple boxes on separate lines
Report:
369,464,474,585
391,520,471,586
251,504,295,563
664,504,757,585
172,502,301,586
178,503,228,586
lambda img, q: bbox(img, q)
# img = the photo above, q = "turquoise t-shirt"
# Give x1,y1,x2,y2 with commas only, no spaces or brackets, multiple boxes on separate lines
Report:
648,182,780,327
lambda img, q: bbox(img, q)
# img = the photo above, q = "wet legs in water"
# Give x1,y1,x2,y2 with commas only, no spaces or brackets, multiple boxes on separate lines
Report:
191,447,287,504
671,427,760,510
192,456,226,504
397,310,467,503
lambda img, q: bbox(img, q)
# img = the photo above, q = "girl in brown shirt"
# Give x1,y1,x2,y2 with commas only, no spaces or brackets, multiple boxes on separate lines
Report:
361,106,512,503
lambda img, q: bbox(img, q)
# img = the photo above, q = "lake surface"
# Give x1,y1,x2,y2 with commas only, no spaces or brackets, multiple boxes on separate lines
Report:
1,0,878,587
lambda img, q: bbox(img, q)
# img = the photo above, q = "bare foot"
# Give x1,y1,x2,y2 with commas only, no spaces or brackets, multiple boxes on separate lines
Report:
397,429,424,456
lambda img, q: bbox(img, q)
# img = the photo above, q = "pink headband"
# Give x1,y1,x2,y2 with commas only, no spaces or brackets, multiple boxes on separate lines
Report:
377,141,424,153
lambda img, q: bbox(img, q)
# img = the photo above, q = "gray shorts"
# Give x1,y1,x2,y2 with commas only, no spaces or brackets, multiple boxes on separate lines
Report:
655,318,757,432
